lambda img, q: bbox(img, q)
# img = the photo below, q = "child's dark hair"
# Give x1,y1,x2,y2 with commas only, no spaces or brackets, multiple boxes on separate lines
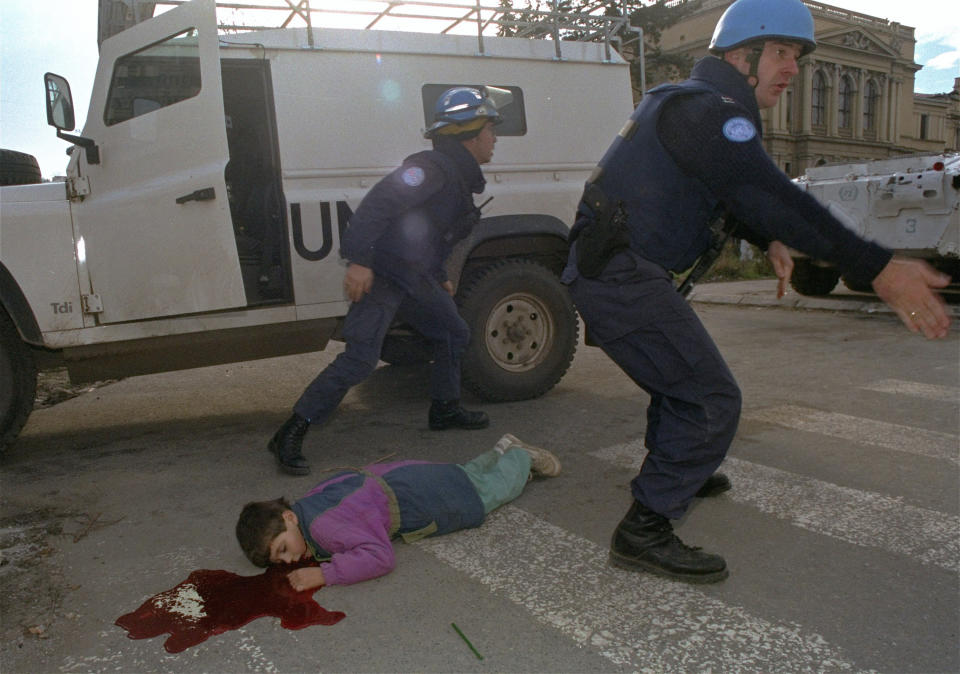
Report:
236,497,292,567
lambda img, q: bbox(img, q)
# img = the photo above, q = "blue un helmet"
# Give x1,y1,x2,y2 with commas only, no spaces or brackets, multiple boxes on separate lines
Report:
709,0,816,56
424,85,512,139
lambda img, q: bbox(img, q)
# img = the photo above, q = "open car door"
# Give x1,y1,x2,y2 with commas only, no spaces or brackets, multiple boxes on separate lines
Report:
72,0,246,324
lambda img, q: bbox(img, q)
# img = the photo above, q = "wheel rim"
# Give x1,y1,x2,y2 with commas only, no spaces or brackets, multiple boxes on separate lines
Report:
482,292,555,372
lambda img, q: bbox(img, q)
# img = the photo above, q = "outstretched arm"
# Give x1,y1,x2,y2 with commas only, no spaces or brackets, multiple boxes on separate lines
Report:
659,95,952,338
659,95,891,291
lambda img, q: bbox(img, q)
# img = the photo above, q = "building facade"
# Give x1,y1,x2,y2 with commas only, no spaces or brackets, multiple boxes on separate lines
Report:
654,0,960,176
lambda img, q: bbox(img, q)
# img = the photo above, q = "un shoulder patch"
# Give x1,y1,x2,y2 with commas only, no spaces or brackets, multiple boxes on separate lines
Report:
722,116,756,143
402,166,426,187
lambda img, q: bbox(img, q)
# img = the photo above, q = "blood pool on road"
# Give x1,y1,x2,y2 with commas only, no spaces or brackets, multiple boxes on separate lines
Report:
116,563,344,653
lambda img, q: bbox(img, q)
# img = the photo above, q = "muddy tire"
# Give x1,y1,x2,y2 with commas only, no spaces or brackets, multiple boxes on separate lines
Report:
457,258,577,402
0,149,42,186
1,311,37,452
842,275,874,294
790,259,840,296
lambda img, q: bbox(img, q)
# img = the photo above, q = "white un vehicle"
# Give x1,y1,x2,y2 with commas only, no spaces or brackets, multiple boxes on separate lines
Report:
789,153,960,296
0,0,635,451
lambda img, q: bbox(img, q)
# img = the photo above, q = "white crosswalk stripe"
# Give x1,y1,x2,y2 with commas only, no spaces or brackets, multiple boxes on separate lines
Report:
743,405,959,465
417,382,954,671
591,442,959,572
418,506,862,673
861,379,960,403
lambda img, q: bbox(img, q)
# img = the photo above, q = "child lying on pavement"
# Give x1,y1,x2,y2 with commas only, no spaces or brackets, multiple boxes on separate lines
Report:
236,434,560,590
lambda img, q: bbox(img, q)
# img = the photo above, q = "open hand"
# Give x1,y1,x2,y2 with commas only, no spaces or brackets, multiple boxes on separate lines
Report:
872,257,951,339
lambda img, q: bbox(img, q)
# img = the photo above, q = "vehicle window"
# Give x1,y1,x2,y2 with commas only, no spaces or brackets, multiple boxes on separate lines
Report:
421,84,526,136
104,28,201,126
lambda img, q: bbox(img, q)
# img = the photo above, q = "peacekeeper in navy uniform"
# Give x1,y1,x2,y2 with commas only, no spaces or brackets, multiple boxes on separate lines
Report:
268,86,507,475
562,0,952,583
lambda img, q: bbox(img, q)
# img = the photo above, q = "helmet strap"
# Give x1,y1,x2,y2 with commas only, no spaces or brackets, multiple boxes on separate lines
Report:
745,42,764,88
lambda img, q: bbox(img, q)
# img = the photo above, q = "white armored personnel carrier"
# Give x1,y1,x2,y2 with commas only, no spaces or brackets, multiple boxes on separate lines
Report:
789,153,959,295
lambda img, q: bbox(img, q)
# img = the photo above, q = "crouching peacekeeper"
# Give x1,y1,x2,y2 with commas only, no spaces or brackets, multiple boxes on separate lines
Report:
562,0,951,583
269,86,509,475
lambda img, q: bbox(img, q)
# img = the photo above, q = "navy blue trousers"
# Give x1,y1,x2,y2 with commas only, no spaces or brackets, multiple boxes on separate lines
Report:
568,251,742,519
294,273,470,425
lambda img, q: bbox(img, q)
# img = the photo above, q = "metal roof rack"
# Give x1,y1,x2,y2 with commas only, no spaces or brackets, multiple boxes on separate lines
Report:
105,0,639,62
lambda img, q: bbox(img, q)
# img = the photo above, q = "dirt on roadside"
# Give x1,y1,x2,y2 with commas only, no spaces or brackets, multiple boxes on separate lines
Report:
34,368,118,410
0,507,77,665
0,371,120,665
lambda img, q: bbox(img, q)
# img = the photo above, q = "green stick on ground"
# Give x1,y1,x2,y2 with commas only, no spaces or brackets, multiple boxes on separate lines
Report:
451,622,483,660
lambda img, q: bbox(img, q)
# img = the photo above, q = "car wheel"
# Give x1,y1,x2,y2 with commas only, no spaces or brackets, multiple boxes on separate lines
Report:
0,311,37,452
0,149,42,186
457,258,578,402
790,259,840,296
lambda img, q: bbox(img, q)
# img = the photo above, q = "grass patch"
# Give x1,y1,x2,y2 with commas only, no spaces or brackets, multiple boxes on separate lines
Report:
700,239,775,282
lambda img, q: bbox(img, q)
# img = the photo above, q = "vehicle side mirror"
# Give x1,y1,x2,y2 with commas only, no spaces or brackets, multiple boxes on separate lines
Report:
44,72,99,165
45,72,75,131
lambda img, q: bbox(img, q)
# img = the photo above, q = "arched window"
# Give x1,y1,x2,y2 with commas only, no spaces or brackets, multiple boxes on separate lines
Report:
812,70,826,127
863,79,879,133
838,75,854,129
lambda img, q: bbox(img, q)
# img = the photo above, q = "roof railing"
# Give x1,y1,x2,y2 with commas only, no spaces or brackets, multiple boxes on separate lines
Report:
129,0,637,62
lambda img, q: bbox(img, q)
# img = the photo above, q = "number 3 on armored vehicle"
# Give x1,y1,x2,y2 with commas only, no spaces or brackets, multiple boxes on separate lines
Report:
0,0,634,451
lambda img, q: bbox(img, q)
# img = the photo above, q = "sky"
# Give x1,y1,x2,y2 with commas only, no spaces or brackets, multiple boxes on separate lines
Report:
1,0,957,179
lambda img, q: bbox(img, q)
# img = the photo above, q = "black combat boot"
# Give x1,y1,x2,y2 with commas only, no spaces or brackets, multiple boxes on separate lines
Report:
609,500,728,583
695,472,731,498
428,399,490,430
267,413,311,475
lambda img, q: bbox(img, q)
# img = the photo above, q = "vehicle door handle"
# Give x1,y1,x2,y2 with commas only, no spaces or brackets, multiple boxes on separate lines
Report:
176,187,216,204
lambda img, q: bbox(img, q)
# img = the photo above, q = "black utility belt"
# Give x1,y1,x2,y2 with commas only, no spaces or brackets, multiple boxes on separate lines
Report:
575,207,629,279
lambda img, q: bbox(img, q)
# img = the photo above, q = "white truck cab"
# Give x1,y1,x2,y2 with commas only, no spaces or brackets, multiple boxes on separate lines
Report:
0,0,634,450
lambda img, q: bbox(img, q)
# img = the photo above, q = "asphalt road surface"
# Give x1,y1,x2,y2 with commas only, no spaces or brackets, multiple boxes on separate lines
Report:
2,281,958,673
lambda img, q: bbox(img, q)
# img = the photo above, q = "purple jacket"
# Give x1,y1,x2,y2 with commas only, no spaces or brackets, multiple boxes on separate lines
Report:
292,460,485,586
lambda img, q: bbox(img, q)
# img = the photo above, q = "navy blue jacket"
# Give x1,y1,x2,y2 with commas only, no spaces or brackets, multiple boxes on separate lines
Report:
340,139,485,290
569,57,891,285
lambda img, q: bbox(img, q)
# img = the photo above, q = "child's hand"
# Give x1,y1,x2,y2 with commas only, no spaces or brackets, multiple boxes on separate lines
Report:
287,567,326,592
